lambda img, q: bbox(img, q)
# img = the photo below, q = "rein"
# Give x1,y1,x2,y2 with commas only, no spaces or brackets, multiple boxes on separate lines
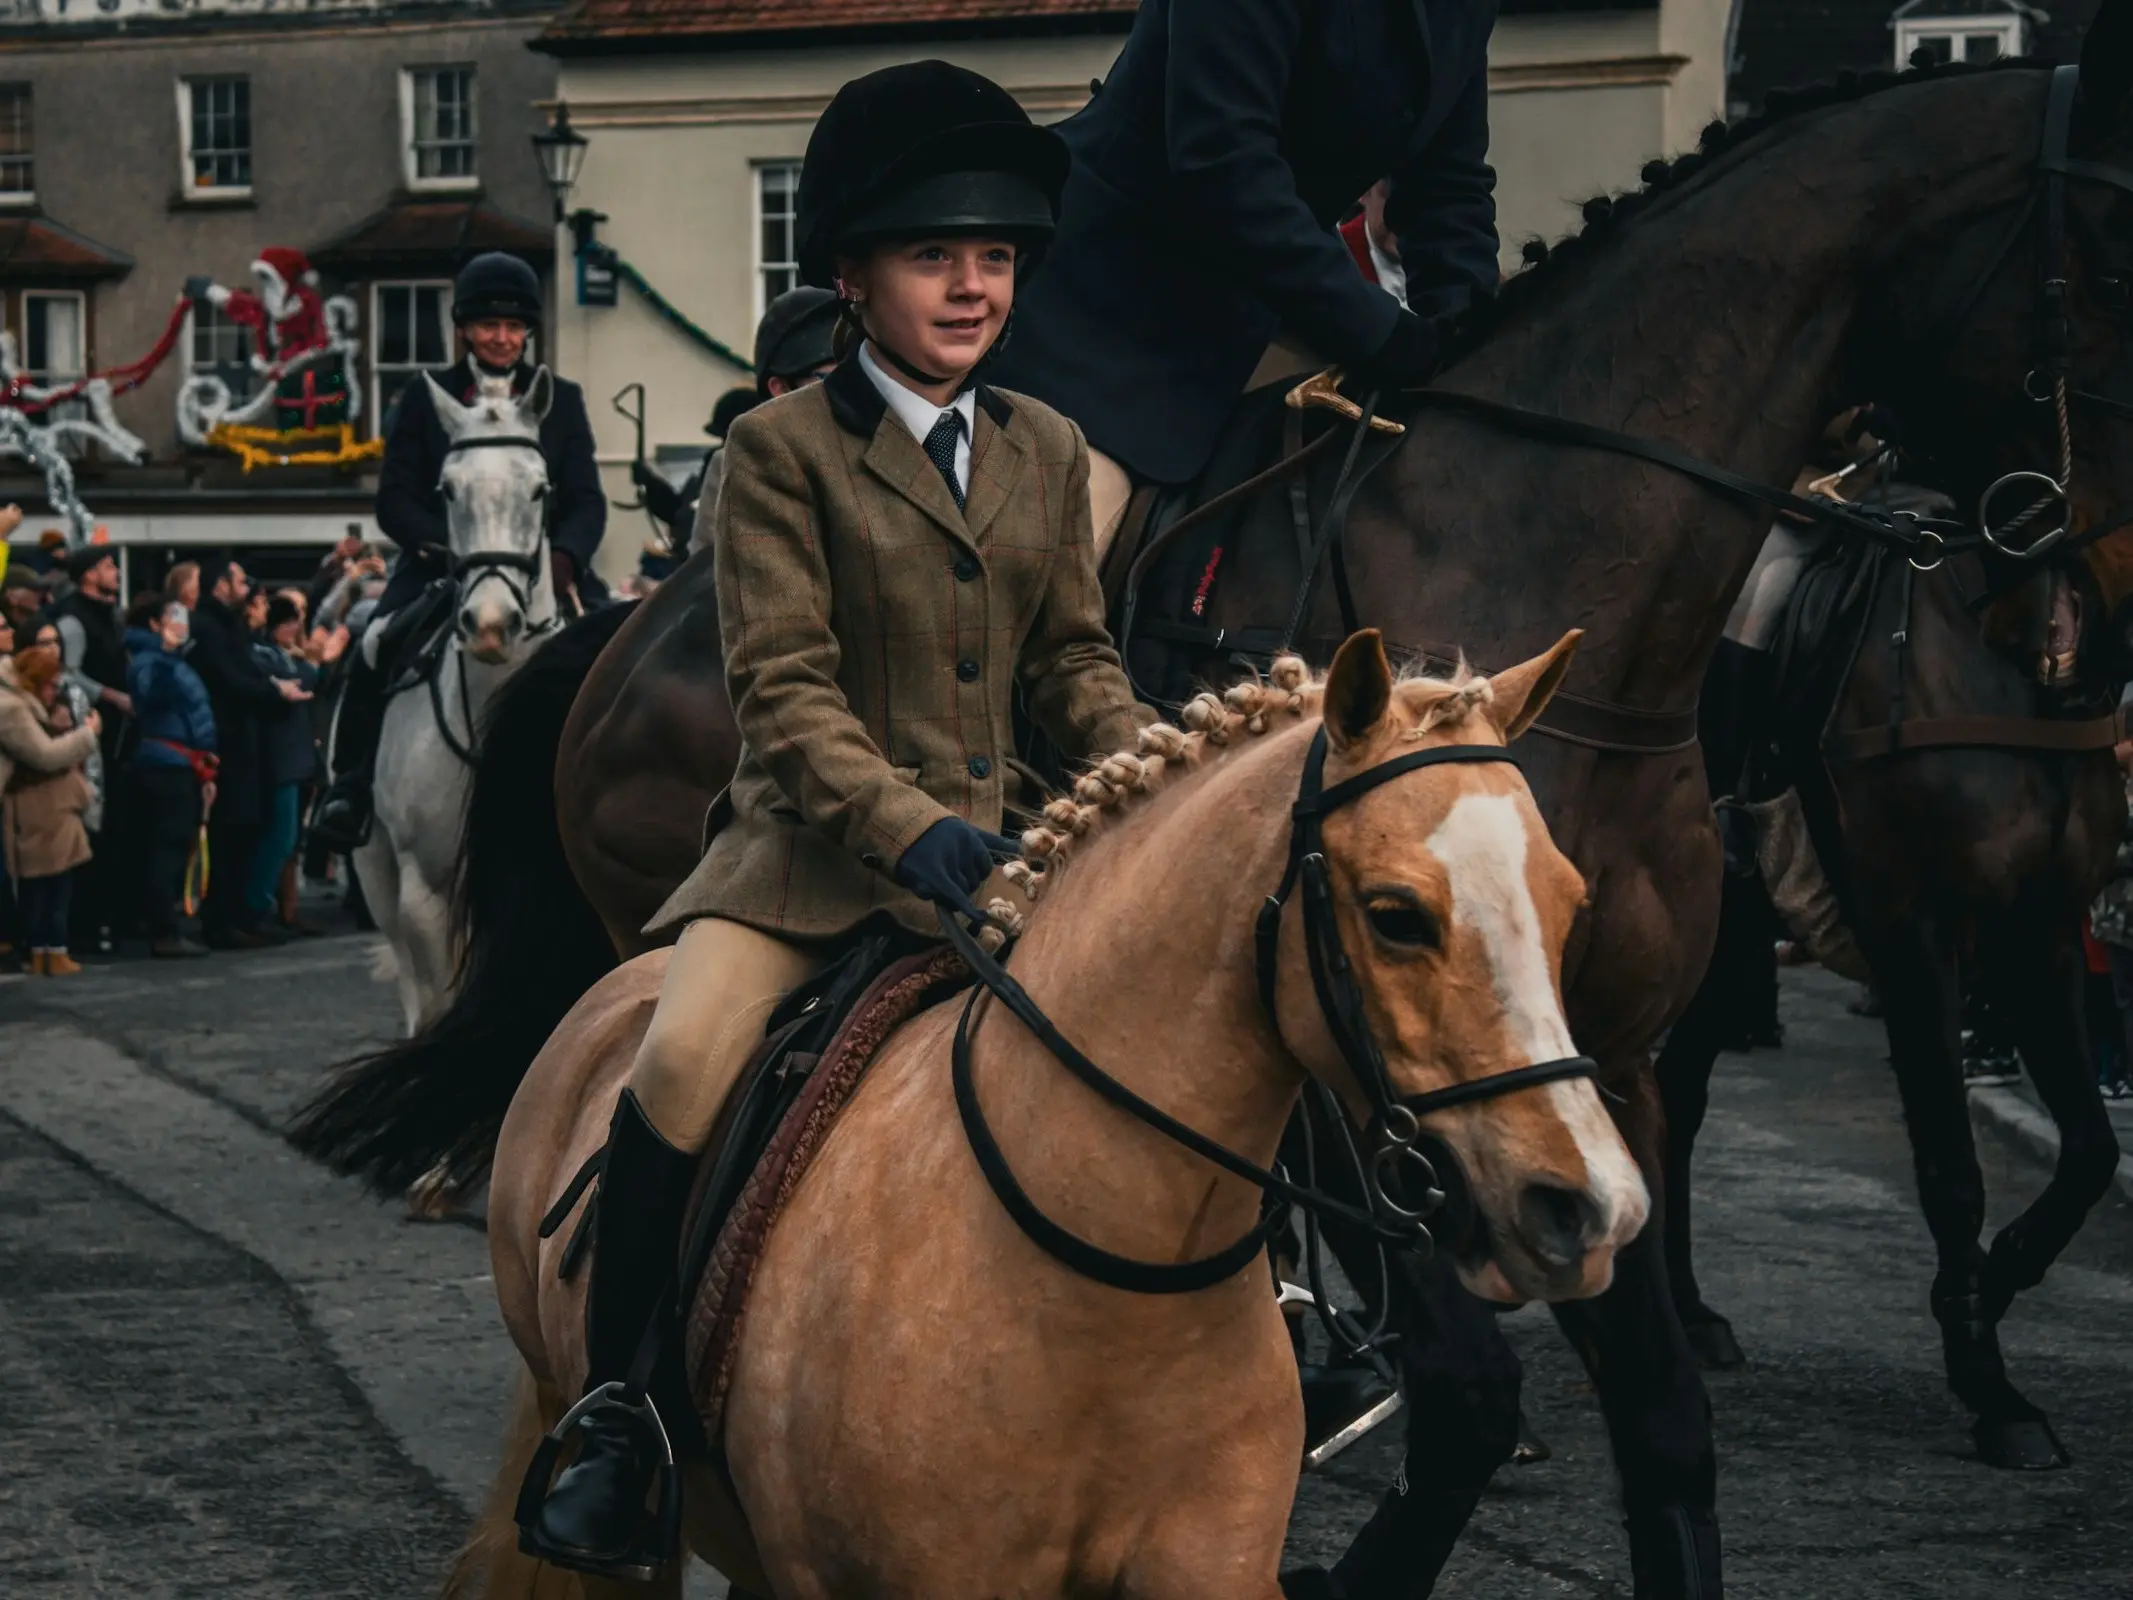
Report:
941,727,1598,1296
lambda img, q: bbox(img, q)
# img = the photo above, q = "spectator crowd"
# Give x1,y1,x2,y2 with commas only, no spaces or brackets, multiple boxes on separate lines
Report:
0,521,384,974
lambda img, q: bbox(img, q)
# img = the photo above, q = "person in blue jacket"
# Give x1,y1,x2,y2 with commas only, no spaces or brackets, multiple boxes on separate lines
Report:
988,0,1500,547
127,600,216,958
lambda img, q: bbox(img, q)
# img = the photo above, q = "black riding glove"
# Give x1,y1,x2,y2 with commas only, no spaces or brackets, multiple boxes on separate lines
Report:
1351,310,1443,395
894,816,1018,921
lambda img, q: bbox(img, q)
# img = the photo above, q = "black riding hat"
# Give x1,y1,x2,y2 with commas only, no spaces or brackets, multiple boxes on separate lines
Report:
753,285,842,380
797,60,1068,288
453,252,543,326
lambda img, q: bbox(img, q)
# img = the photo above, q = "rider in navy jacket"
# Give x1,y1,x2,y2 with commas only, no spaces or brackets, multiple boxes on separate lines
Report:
989,0,1500,487
313,252,605,851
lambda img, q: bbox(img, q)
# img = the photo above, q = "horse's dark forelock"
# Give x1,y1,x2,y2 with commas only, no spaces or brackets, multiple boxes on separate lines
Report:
1450,57,2061,360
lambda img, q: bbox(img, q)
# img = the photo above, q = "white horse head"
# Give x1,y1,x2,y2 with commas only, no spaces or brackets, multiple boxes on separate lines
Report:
424,368,556,664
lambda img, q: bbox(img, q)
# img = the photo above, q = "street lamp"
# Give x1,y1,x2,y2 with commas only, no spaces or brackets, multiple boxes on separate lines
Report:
532,102,589,223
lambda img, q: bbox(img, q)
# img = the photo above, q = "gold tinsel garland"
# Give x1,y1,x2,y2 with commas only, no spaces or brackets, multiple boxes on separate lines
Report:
207,421,386,473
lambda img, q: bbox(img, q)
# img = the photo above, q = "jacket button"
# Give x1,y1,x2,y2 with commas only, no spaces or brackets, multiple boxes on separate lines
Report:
861,851,882,870
956,658,980,682
968,756,992,780
954,555,980,582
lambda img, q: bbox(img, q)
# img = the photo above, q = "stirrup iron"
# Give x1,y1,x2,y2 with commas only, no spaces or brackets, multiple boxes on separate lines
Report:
514,1381,682,1581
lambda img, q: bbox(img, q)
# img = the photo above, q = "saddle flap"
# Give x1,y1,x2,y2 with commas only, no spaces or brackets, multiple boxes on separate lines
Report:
677,938,975,1456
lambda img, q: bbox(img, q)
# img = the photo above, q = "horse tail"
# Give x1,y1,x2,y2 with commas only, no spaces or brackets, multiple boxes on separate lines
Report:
289,601,635,1197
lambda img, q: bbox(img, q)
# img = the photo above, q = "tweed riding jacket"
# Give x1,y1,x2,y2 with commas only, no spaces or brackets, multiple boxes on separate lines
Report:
650,353,1152,941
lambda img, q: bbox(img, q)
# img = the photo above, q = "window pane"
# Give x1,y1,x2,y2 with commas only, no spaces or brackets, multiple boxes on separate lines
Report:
758,162,801,314
1964,32,2003,62
1912,34,1955,66
26,294,82,378
189,77,251,190
0,85,31,194
412,66,477,182
380,285,411,366
414,285,448,366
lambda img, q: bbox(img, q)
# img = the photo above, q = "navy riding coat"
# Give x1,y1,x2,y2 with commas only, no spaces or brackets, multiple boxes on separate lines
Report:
990,0,1501,485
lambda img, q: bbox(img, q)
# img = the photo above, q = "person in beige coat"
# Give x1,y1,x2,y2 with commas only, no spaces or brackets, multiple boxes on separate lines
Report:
523,61,1157,1576
1,644,100,975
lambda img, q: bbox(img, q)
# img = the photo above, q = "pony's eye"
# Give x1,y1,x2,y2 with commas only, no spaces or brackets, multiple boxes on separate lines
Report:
1366,900,1441,949
440,481,457,502
531,482,550,500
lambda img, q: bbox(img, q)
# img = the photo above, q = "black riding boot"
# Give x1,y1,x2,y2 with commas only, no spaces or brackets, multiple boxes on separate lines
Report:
526,1089,697,1576
1626,1502,1722,1600
310,652,387,852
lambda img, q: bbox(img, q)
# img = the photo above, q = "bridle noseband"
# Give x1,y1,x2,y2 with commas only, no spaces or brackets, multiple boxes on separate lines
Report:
941,724,1599,1296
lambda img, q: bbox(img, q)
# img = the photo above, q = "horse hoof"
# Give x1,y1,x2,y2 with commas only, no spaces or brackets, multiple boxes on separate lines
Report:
1974,1415,2070,1471
1684,1316,1746,1372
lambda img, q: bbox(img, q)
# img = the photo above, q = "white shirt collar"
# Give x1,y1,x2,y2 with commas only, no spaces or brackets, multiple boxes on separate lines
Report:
859,341,975,497
1366,231,1408,308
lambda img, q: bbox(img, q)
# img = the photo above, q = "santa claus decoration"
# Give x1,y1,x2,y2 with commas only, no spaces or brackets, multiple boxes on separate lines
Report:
188,246,355,431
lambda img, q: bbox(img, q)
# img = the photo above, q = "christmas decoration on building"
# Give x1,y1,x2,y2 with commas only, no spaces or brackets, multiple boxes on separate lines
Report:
0,324,152,547
175,245,384,470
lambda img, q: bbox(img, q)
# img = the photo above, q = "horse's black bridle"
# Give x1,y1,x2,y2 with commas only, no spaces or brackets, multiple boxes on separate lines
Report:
940,725,1599,1296
407,431,561,764
433,431,555,616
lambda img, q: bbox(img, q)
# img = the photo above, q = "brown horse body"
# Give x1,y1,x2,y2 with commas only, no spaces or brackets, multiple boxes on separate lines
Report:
468,638,1643,1597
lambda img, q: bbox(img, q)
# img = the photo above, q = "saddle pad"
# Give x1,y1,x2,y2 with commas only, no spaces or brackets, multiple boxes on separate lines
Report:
683,945,972,1445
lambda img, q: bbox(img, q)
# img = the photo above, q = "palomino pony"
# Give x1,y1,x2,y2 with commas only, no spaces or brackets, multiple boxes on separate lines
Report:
355,370,562,1033
452,631,1647,1598
306,36,2133,1589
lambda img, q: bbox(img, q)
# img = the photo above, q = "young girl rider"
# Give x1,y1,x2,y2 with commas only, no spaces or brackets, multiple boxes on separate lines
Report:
525,61,1157,1574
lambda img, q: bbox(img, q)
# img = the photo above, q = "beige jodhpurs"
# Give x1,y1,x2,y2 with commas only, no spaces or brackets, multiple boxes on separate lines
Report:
629,916,825,1151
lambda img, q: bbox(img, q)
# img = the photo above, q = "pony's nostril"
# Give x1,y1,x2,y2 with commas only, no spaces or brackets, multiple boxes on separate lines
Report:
1515,1182,1600,1269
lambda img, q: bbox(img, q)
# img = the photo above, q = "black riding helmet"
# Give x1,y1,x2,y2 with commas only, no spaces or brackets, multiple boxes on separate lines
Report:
753,285,842,385
453,252,542,326
796,61,1068,289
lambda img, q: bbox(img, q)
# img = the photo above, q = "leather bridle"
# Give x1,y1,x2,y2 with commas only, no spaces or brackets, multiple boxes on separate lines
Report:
940,725,1598,1296
410,431,562,764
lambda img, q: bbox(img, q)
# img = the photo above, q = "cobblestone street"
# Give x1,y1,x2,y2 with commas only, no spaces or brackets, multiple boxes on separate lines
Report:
2,941,2128,1597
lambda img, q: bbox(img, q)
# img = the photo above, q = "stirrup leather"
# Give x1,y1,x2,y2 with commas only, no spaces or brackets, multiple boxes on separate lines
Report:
514,1381,682,1581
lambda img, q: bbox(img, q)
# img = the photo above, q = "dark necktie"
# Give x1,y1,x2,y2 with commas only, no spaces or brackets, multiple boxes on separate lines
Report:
923,408,965,510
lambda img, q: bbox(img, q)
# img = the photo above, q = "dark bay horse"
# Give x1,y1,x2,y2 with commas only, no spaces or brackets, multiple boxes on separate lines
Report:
296,35,2133,1597
1659,482,2129,1468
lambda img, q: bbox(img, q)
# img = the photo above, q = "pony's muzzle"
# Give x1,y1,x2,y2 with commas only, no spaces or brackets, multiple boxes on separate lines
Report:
1513,1180,1606,1270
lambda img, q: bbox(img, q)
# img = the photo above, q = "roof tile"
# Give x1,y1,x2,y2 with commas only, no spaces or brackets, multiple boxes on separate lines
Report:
541,0,1136,46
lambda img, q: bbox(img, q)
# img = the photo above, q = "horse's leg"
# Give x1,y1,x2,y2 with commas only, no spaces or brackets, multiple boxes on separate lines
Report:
396,854,458,1033
1964,918,2118,1466
1321,1248,1522,1599
1872,918,2067,1468
1652,890,1748,1372
354,833,422,1035
1551,1056,1720,1600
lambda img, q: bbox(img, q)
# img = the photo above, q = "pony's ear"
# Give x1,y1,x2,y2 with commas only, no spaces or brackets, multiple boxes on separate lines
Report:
521,365,555,424
1324,629,1394,751
2080,0,2133,139
423,371,473,435
1484,629,1582,742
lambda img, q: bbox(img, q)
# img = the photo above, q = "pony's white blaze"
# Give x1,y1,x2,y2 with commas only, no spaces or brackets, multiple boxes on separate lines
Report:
1425,792,1646,1236
1426,792,1575,1062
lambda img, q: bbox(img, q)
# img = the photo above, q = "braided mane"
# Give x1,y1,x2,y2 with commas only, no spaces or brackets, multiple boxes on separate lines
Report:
991,657,1494,926
1446,55,2049,355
